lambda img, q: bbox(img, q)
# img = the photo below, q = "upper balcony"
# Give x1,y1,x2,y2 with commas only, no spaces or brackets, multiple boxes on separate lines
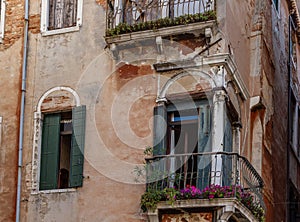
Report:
105,0,216,44
142,152,265,222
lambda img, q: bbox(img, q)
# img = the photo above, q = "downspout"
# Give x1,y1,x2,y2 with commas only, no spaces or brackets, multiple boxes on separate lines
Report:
16,0,29,220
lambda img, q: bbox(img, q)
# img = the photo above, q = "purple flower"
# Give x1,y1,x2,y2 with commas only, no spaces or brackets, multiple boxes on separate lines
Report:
208,194,215,199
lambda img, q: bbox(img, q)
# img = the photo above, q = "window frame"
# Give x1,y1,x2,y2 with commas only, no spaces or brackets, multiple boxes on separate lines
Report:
166,100,212,189
153,94,237,189
40,0,83,36
0,0,6,42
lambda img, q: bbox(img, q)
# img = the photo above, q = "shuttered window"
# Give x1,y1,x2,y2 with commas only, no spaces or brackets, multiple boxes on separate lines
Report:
48,0,78,30
153,100,234,189
153,100,212,189
39,106,86,190
40,0,83,35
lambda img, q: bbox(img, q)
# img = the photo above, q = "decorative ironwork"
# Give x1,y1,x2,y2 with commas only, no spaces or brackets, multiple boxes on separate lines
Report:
145,151,264,208
106,0,215,29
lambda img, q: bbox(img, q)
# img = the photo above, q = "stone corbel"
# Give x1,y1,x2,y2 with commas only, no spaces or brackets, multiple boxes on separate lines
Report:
250,96,265,111
110,43,119,60
147,210,159,222
199,53,250,100
217,204,235,222
156,36,163,54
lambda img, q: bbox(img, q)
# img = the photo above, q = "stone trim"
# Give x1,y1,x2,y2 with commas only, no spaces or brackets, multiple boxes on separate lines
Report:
105,21,216,45
155,54,250,102
147,198,259,222
157,70,217,102
37,86,81,113
31,86,81,193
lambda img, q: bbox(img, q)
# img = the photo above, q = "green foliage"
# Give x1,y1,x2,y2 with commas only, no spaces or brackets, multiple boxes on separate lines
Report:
144,146,153,156
106,11,217,37
140,187,179,212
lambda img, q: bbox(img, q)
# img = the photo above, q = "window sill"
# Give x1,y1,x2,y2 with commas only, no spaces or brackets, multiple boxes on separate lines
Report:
31,188,77,195
41,26,80,37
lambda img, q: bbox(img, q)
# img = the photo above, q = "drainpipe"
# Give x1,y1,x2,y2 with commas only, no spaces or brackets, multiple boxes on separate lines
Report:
16,0,29,220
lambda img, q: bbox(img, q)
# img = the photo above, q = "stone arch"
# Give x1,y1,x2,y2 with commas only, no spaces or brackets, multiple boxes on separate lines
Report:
37,86,81,113
158,70,217,100
31,86,81,193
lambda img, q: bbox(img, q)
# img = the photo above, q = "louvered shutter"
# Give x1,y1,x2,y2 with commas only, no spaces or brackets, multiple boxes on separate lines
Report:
197,104,211,189
40,114,61,190
222,113,233,185
153,104,167,156
69,105,86,187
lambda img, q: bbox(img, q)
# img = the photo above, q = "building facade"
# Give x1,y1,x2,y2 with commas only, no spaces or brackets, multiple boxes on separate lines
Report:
0,0,299,221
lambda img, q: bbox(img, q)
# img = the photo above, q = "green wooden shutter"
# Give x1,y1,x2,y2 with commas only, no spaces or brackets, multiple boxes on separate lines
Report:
222,113,233,186
69,105,86,187
197,104,211,189
40,114,61,190
153,104,167,156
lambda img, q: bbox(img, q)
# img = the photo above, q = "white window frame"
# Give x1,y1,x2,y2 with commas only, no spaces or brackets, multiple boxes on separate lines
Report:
40,0,83,36
0,0,6,42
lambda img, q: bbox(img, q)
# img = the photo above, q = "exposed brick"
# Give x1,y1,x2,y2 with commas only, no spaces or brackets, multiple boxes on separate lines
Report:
28,14,40,34
95,0,106,9
0,0,24,49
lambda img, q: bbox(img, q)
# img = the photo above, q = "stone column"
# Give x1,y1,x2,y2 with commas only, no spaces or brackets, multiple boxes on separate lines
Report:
232,122,241,154
211,89,227,185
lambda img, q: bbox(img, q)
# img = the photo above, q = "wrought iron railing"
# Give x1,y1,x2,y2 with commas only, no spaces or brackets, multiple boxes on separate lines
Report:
106,0,215,30
145,151,264,208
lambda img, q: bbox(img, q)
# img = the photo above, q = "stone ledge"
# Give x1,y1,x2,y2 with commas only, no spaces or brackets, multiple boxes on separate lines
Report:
105,20,216,45
146,198,259,222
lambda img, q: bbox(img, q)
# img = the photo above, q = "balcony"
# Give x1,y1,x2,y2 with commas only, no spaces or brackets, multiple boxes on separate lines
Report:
143,152,265,222
105,0,216,44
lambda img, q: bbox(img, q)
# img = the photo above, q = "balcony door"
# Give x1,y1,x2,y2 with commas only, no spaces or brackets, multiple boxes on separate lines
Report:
166,101,211,190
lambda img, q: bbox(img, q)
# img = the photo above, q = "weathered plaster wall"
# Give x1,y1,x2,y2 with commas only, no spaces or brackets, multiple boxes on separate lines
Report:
0,39,22,221
15,0,295,221
269,2,290,221
0,0,25,219
21,0,149,221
